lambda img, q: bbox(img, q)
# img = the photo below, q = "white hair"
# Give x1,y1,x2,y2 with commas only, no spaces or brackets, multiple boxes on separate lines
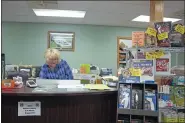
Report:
44,48,60,63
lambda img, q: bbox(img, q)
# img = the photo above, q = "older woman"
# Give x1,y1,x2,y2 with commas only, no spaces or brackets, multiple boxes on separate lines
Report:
39,48,73,80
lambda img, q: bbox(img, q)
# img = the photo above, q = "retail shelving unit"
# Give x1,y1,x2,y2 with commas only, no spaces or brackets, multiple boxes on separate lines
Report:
117,82,159,123
117,37,132,69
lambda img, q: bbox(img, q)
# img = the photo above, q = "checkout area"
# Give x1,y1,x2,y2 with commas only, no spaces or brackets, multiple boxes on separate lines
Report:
1,64,118,123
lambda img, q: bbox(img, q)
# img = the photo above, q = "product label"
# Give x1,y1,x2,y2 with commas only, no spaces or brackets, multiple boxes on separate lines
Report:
133,60,153,68
156,58,169,72
157,32,168,40
175,24,185,34
146,27,157,37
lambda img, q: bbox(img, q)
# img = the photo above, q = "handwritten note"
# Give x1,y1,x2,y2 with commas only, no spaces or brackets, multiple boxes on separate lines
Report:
175,24,185,34
146,27,157,37
157,32,168,40
129,68,141,76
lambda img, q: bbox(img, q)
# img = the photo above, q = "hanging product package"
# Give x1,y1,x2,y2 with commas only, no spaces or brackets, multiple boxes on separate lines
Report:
154,22,172,47
145,26,157,47
170,65,185,76
170,23,185,47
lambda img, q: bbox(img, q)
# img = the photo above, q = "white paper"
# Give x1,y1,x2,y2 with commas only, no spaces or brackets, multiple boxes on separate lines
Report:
36,79,81,86
18,101,41,116
57,84,84,88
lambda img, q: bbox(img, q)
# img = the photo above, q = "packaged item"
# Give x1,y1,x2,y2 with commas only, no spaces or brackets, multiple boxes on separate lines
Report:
178,112,185,123
171,65,185,76
145,34,157,47
170,23,184,47
144,89,157,111
177,76,185,85
131,89,143,109
154,22,171,47
118,84,131,109
155,53,171,75
174,86,185,107
145,27,157,47
132,59,154,82
156,58,169,72
137,51,146,59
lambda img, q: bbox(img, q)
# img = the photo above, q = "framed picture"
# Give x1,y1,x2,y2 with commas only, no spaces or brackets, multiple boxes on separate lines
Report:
48,31,75,51
19,67,32,78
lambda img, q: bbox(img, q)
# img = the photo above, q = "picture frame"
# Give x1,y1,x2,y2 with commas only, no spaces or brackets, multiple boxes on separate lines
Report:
48,31,75,51
19,67,32,78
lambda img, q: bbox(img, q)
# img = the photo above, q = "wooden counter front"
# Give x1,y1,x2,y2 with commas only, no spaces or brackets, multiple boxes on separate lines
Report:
2,87,118,123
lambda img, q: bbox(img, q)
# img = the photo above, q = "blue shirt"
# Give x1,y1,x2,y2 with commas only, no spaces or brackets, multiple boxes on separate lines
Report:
39,59,73,80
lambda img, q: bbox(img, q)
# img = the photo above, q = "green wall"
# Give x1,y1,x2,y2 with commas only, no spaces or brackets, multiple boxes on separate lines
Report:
2,22,184,75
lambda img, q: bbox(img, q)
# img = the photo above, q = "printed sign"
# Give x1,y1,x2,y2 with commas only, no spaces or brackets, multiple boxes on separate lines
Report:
18,101,41,116
156,58,169,72
132,31,145,47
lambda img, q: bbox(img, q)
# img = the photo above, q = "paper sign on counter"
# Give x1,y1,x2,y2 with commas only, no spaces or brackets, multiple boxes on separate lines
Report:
85,84,110,90
18,101,41,116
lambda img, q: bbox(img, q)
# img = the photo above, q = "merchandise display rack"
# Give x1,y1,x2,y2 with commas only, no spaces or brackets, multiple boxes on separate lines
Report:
117,21,185,122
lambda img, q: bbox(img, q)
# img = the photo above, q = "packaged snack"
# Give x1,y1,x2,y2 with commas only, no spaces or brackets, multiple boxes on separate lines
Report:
154,22,172,47
170,23,185,47
137,51,146,59
156,58,169,72
145,33,157,47
171,65,185,75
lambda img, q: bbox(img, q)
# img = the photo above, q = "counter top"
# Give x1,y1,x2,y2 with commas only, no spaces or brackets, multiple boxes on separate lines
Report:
2,86,117,96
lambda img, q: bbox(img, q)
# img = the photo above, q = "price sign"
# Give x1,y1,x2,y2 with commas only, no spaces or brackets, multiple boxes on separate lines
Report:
146,52,154,60
18,101,41,116
157,50,164,57
157,32,168,40
132,69,141,76
146,27,157,37
175,24,185,34
129,68,141,76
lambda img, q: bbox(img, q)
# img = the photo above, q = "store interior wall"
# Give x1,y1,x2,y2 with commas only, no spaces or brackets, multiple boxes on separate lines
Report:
2,22,184,75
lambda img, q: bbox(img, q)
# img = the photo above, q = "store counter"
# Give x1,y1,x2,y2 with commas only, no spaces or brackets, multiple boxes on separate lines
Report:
2,86,118,123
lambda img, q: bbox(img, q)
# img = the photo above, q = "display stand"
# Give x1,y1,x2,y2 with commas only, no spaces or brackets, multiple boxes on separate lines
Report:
117,42,159,122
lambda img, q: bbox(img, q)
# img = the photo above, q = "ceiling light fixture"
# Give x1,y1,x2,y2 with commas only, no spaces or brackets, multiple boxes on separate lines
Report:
132,15,182,23
33,9,86,18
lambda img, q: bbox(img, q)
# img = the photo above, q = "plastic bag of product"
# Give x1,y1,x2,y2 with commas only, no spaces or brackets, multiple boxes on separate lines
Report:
171,65,185,75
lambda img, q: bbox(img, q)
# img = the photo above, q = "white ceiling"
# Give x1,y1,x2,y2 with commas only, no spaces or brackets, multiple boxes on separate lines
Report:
2,1,185,28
